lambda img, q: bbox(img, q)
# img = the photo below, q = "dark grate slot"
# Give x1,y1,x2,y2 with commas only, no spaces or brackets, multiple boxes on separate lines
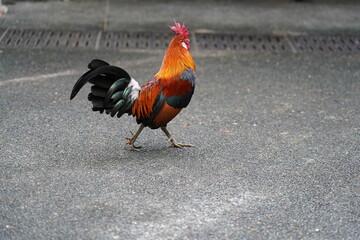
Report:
195,33,291,52
288,35,360,53
99,31,172,50
0,28,359,54
0,29,97,49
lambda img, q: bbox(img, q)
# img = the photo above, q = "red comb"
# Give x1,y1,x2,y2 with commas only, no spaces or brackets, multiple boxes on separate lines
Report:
169,20,189,37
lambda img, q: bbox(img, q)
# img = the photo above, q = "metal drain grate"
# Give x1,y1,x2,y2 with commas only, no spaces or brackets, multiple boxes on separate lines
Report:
0,28,7,40
288,35,360,53
1,28,360,53
195,33,291,52
100,31,173,50
0,29,97,49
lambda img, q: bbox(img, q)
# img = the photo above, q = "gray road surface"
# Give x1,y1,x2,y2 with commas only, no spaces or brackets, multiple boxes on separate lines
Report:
1,0,359,239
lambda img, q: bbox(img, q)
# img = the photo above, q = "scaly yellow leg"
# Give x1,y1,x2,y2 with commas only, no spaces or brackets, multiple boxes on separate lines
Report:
161,126,193,148
125,123,145,150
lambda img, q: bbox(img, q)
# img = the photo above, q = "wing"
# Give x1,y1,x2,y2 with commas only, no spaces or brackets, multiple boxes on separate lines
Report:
132,68,196,129
131,77,162,125
162,68,196,109
151,69,195,128
134,88,180,129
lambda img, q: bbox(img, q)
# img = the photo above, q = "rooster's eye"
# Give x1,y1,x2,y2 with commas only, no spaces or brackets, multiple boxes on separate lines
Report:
181,42,188,50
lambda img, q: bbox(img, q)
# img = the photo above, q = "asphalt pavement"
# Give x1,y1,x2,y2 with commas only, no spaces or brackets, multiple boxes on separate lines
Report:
1,0,359,239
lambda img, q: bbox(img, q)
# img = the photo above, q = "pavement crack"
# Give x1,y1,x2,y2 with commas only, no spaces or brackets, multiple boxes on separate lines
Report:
0,70,79,86
0,56,161,86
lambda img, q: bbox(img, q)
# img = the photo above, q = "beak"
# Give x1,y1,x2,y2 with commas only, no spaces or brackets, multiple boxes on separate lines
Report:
186,39,190,42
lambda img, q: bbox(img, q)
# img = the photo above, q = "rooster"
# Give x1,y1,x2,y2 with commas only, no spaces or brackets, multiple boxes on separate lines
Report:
70,21,196,149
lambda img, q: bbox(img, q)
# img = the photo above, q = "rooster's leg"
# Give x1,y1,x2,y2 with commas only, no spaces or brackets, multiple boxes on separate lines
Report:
125,123,145,150
160,126,193,148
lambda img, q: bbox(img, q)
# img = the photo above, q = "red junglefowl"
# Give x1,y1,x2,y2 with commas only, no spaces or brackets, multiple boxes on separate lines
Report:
70,21,196,149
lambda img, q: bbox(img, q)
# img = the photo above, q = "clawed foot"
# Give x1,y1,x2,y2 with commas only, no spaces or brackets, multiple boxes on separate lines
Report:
169,139,193,148
125,125,145,151
161,126,193,149
123,125,193,150
125,137,142,150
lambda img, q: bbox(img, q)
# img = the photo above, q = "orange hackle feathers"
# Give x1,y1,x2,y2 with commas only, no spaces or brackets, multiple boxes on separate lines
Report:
155,35,195,79
157,20,195,79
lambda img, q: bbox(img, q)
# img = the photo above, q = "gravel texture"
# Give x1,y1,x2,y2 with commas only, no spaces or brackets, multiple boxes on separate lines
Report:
1,0,360,239
1,49,359,239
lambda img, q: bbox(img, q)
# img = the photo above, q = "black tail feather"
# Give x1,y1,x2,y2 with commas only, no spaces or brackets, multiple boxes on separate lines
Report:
87,76,114,89
70,69,92,100
88,59,109,69
88,94,111,109
92,108,105,114
90,86,107,98
70,59,136,117
69,59,109,100
70,61,131,100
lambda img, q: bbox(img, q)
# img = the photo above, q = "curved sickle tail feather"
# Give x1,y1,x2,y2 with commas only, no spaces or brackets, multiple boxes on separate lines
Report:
70,59,140,118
